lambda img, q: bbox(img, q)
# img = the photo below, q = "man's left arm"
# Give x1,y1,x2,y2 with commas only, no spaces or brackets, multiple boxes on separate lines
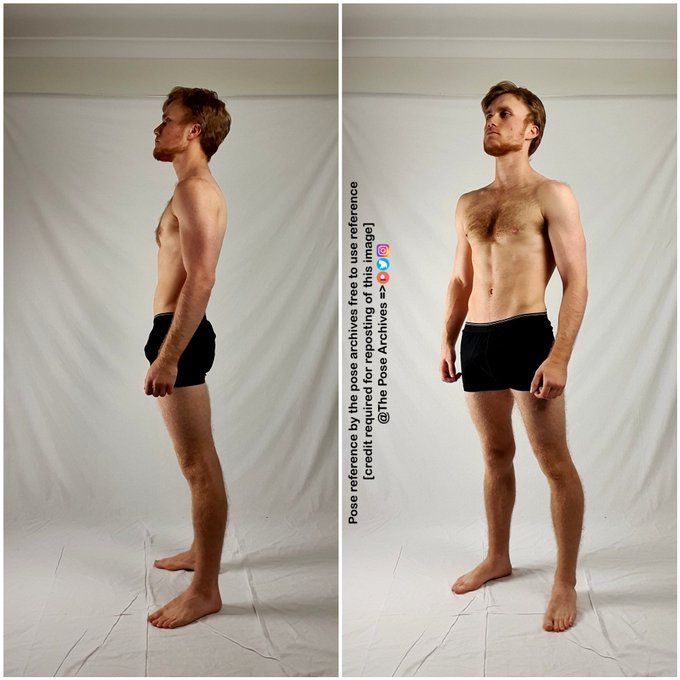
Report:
157,179,220,365
532,181,588,399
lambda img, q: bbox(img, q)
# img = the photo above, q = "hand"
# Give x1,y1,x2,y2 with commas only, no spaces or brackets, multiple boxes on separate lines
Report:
440,343,462,383
530,358,566,399
144,357,178,397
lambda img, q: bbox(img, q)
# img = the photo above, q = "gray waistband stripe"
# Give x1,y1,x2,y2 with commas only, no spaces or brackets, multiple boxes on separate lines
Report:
465,311,548,326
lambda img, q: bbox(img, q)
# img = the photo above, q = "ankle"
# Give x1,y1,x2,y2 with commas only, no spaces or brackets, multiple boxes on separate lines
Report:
188,581,220,597
485,553,511,565
553,576,576,589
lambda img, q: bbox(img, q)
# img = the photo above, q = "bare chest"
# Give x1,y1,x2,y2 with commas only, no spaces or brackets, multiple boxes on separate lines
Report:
155,200,179,249
465,191,545,244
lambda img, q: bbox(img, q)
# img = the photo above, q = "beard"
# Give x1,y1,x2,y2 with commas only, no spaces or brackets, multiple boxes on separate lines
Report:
483,134,525,157
152,140,185,162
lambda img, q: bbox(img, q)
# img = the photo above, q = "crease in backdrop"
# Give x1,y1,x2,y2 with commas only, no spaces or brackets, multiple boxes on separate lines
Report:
342,93,676,676
5,93,338,676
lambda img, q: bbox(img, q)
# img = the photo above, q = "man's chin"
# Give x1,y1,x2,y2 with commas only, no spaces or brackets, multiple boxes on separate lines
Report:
483,145,502,157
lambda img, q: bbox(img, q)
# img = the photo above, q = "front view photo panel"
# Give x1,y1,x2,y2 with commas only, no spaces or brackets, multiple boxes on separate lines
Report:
342,3,676,677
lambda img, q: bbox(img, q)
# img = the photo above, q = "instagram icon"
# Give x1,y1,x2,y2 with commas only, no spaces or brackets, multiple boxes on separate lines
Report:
376,243,390,257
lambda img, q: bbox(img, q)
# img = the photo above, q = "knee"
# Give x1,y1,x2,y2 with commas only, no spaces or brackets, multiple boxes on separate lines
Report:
482,442,516,470
539,454,577,484
176,449,215,484
180,460,208,484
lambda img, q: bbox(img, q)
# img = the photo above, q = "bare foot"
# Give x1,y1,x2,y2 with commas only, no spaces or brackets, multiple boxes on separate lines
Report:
543,582,577,632
148,586,222,628
451,557,512,594
154,549,195,571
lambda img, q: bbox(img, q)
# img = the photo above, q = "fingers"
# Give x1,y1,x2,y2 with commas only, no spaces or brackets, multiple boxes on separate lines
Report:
534,381,564,399
440,359,453,382
144,380,171,398
440,359,462,384
530,370,541,395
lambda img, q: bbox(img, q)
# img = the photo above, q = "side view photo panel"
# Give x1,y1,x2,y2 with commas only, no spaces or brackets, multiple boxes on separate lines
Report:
5,3,339,676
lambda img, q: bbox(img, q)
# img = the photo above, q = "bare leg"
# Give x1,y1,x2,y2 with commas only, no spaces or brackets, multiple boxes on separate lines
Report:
452,389,515,594
512,390,584,632
148,383,228,628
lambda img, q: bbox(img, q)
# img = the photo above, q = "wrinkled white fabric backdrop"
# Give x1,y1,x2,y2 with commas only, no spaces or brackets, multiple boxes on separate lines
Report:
342,94,676,676
5,94,338,676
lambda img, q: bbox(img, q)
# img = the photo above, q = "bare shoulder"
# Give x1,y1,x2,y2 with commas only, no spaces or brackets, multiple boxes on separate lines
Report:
536,178,576,201
457,187,485,208
174,176,222,203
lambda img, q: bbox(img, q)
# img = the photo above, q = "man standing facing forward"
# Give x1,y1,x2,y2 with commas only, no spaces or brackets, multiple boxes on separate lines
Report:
440,81,587,632
143,86,230,628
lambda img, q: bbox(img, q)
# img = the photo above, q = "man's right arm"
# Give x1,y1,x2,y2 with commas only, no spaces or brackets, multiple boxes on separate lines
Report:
440,195,473,381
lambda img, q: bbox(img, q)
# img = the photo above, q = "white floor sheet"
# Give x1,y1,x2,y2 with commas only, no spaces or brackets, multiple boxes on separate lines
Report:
342,94,676,676
5,94,338,676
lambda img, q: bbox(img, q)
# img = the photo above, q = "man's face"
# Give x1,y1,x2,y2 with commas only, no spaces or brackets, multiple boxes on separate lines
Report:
482,94,536,158
153,101,194,162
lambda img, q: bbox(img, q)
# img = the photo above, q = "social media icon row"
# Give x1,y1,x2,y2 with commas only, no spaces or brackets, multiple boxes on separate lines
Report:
376,243,390,284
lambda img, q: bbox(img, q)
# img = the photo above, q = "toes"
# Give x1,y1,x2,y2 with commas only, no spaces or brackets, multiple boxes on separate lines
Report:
543,618,554,631
148,609,163,622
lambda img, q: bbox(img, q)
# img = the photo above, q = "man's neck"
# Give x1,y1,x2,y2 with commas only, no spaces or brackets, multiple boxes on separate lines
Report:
172,151,210,182
492,153,535,190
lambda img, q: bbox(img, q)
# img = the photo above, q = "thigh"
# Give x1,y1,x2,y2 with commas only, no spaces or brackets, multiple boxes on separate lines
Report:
157,383,215,456
465,389,515,451
511,390,568,459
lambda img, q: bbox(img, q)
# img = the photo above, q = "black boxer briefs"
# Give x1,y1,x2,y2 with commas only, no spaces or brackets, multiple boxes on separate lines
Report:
144,312,216,388
460,311,554,392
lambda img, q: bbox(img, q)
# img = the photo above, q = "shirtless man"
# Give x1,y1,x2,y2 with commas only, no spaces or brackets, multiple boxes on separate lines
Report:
440,81,588,632
142,86,230,628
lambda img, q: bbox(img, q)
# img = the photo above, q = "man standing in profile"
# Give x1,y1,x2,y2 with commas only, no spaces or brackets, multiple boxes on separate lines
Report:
143,86,230,628
440,81,588,632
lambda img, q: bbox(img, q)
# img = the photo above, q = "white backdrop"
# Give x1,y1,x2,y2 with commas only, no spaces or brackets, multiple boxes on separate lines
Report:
5,94,338,676
342,94,676,676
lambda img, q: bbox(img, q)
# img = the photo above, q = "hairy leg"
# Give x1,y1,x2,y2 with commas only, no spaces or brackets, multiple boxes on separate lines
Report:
148,383,228,628
512,390,584,632
452,389,515,594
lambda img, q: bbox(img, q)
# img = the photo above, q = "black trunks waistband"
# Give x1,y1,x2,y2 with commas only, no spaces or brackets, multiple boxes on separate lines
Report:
153,311,207,321
463,311,549,334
